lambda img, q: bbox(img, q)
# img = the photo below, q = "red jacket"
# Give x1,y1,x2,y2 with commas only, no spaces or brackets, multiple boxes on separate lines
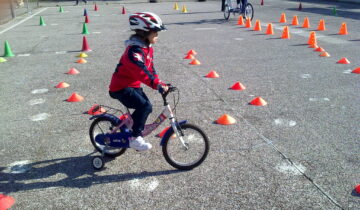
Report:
109,37,164,92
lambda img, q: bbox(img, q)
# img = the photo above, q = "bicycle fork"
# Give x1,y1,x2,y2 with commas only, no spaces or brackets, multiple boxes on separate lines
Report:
167,106,189,150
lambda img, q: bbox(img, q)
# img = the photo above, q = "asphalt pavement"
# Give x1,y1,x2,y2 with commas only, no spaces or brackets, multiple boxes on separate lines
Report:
0,0,359,209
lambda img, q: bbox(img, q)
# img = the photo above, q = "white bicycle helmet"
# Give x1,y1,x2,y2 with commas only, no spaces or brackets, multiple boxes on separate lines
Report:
129,12,166,32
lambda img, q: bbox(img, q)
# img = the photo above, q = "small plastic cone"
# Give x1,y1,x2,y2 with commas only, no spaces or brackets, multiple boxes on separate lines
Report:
314,47,325,52
82,23,89,34
205,70,219,78
302,17,310,28
59,6,64,12
337,57,350,64
94,4,98,11
158,127,170,137
261,0,264,6
0,194,15,210
339,22,348,35
281,26,290,39
317,19,326,31
265,23,274,35
67,92,84,102
355,184,360,194
319,51,330,57
39,16,46,26
122,6,126,14
3,41,14,57
0,57,6,63
254,20,262,31
85,15,89,24
245,18,252,28
182,5,188,13
291,15,299,26
237,15,244,25
216,114,236,125
83,8,87,16
187,49,197,56
298,2,302,10
308,43,318,48
55,82,70,88
174,2,179,10
77,58,87,64
279,13,286,23
67,68,80,75
183,54,194,59
250,97,267,106
332,7,337,16
88,104,106,115
78,52,88,58
81,36,91,52
189,59,201,65
351,67,360,74
230,82,246,90
307,31,317,45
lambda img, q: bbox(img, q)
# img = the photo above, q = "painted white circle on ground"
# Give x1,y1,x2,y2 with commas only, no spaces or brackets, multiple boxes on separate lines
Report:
31,89,48,94
92,32,101,34
30,113,50,121
29,98,46,105
309,98,330,102
301,74,311,78
274,119,296,127
343,69,352,74
18,54,30,57
4,160,32,174
50,23,58,26
55,51,67,54
276,162,306,176
234,38,244,41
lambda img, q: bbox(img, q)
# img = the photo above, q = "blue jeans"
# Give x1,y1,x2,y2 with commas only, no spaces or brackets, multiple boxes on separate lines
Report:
237,0,247,13
109,88,152,137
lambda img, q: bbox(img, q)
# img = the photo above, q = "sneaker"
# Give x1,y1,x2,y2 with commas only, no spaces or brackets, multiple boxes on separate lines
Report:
129,136,152,151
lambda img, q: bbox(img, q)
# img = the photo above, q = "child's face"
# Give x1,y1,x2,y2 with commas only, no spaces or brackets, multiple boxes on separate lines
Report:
148,31,158,44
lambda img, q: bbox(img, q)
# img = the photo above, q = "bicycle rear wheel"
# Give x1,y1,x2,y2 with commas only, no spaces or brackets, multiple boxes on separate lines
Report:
244,3,254,20
89,117,127,157
224,5,231,20
162,123,209,170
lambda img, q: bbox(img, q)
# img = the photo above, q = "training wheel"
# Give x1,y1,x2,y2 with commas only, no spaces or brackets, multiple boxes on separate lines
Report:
92,156,104,170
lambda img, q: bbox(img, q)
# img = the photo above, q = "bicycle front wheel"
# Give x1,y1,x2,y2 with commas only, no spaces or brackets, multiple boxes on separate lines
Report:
162,123,209,170
224,5,230,20
244,3,254,21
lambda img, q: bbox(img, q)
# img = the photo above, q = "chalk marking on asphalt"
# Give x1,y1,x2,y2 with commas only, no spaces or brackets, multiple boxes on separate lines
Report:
3,160,32,174
276,162,306,175
309,97,330,102
343,69,352,74
18,54,30,57
50,23,58,26
31,88,48,94
300,74,311,78
93,32,101,34
29,98,46,105
30,113,50,121
55,51,67,54
194,27,217,30
0,7,48,35
234,38,244,41
274,119,297,127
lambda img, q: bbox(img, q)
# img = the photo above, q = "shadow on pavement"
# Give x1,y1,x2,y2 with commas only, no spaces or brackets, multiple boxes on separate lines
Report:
0,154,184,194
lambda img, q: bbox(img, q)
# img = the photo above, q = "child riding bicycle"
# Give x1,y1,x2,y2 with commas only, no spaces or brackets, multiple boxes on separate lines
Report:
109,12,168,152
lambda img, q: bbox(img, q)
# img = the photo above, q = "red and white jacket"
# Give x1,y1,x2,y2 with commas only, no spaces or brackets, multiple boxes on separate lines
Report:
109,36,165,92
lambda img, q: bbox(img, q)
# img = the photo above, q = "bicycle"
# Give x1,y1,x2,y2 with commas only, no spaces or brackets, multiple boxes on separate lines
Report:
224,0,254,21
89,85,209,170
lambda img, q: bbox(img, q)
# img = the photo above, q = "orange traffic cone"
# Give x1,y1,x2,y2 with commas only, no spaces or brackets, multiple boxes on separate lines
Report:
189,59,201,65
314,47,325,52
122,6,126,14
230,82,246,90
237,16,244,25
216,114,236,125
308,43,318,48
245,18,252,28
250,97,267,106
281,26,290,39
279,13,286,23
76,58,87,64
0,194,15,210
67,68,80,75
302,17,310,28
339,22,348,35
254,20,262,31
186,49,197,56
88,104,106,115
55,82,70,88
317,19,326,31
205,70,219,78
67,92,84,102
337,57,350,64
291,15,299,26
184,54,194,59
266,23,274,35
319,51,330,57
157,126,170,137
308,31,317,45
352,67,360,74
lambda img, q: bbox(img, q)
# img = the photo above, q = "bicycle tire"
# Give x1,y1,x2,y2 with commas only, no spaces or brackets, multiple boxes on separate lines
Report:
89,117,127,158
244,3,254,21
162,123,209,170
224,5,230,20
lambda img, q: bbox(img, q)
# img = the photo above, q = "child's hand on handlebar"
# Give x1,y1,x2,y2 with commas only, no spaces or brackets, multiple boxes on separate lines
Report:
158,84,169,94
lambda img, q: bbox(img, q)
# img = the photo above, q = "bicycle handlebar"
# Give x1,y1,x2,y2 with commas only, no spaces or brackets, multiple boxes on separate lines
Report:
160,84,177,105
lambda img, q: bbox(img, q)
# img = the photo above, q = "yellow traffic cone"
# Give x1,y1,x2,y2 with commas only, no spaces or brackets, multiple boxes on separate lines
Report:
182,5,188,13
174,2,179,10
